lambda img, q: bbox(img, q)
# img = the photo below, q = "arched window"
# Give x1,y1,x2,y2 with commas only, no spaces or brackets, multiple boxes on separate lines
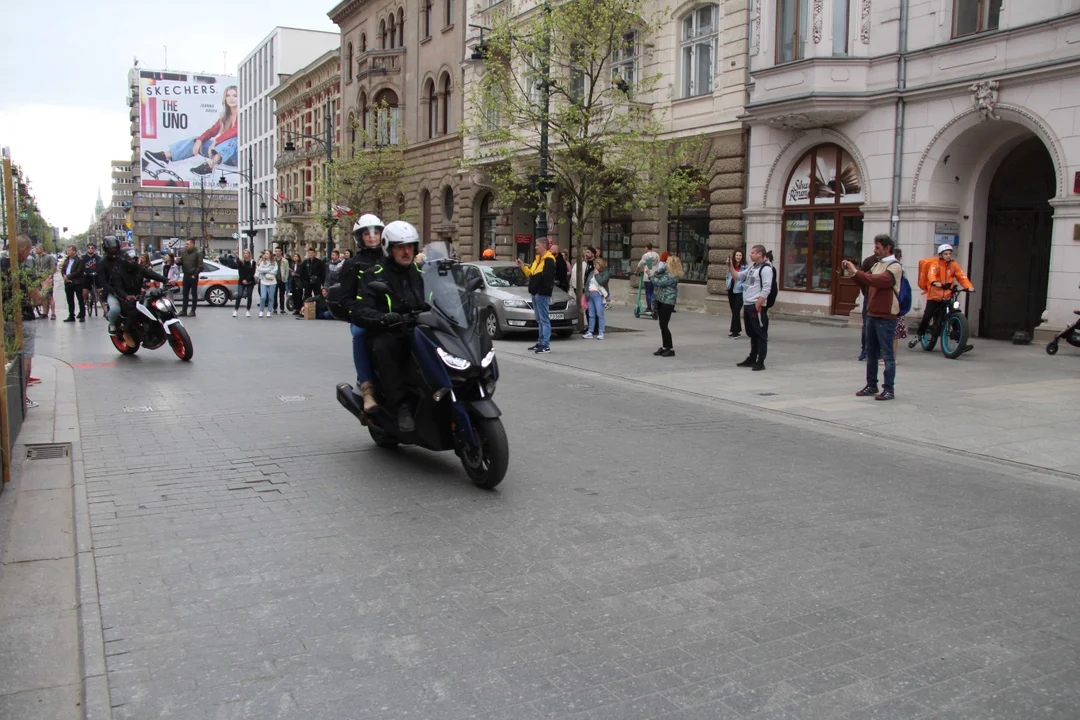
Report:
444,0,453,28
360,33,367,51
379,20,387,49
387,15,396,48
347,112,356,156
421,190,431,241
346,43,353,82
440,73,451,134
359,92,369,145
781,144,864,308
373,89,400,145
422,0,432,38
397,8,405,46
680,4,718,97
426,79,438,139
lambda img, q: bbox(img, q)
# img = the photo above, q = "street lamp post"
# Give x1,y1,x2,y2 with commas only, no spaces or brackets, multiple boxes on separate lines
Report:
534,1,554,248
219,152,268,255
283,97,335,284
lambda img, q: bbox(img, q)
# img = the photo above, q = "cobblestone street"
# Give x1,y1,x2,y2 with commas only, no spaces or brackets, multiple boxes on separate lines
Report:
30,310,1080,719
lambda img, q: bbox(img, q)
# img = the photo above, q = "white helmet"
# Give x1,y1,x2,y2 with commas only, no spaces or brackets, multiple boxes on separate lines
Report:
381,220,421,254
937,243,954,256
352,214,384,246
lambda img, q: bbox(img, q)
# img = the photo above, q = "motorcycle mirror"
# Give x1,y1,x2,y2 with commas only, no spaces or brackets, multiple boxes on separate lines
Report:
367,281,391,295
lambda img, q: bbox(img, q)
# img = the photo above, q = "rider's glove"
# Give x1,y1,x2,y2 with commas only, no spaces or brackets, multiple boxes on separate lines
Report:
382,312,404,327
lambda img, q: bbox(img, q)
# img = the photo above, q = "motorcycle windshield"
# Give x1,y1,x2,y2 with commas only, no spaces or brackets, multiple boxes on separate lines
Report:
423,259,476,329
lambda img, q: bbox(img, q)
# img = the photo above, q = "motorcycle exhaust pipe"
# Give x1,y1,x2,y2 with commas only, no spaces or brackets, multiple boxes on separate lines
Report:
336,383,367,424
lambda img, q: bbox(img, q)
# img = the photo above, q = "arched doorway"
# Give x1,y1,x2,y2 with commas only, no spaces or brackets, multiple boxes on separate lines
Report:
781,144,865,315
981,137,1055,340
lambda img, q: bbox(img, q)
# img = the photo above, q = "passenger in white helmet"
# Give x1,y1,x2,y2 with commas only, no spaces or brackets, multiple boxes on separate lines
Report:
351,220,427,432
339,214,385,413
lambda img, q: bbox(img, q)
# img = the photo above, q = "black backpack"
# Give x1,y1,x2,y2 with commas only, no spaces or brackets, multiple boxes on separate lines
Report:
762,262,778,309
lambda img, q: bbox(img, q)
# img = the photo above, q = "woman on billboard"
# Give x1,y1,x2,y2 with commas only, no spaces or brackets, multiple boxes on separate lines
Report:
144,86,238,177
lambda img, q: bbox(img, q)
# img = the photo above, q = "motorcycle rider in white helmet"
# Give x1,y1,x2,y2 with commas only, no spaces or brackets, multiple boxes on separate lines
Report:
339,214,385,413
349,220,426,433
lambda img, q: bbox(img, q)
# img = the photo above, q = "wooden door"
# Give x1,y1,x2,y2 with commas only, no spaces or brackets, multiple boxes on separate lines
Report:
831,213,863,316
982,208,1052,339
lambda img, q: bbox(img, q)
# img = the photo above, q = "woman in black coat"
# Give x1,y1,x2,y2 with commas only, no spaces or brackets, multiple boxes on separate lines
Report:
232,250,256,317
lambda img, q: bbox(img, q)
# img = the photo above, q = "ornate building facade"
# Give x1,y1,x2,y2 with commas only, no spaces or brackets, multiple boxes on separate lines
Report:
270,49,343,255
330,0,470,256
744,0,1080,339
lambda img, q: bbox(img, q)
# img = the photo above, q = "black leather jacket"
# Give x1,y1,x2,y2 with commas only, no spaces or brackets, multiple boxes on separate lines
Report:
111,261,167,299
352,258,426,331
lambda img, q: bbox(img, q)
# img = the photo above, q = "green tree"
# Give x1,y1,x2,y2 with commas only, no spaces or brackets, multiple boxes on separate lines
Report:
462,0,706,322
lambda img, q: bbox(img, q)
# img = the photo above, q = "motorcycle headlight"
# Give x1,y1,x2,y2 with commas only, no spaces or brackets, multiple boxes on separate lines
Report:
481,348,495,368
952,300,961,310
154,299,170,312
502,299,530,309
437,347,471,370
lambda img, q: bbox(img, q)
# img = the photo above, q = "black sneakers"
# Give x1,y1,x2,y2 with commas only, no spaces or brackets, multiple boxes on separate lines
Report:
736,357,756,368
751,362,765,371
144,150,168,168
396,405,416,432
653,347,666,356
855,385,879,397
875,390,895,401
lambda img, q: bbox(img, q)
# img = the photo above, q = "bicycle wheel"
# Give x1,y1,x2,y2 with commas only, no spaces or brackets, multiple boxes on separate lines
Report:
919,327,938,352
941,313,970,359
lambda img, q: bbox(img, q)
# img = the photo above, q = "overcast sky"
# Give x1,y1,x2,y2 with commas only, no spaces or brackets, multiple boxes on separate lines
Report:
0,0,337,238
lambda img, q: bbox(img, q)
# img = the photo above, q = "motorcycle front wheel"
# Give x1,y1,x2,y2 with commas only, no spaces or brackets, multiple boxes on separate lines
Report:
169,325,194,361
941,313,969,359
110,334,139,355
460,417,508,490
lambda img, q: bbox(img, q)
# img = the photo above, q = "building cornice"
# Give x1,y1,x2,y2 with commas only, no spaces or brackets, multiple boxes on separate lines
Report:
329,0,373,24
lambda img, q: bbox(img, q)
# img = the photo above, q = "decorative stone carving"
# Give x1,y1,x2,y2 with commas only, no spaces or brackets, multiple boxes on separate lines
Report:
970,80,1001,120
813,0,823,44
860,0,871,44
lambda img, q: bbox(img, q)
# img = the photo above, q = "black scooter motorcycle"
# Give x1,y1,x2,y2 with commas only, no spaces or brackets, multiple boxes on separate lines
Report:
111,286,194,361
336,248,508,489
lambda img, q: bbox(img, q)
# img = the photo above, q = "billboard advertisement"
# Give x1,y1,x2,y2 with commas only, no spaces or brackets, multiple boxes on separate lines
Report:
138,70,239,191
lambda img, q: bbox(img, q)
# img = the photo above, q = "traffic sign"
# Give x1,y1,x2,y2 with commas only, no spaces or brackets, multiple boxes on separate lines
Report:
126,229,133,242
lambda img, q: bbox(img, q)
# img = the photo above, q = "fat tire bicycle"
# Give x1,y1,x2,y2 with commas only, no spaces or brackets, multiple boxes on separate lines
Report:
908,284,973,360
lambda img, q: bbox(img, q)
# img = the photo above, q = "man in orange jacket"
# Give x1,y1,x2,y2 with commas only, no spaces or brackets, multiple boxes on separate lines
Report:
916,244,974,338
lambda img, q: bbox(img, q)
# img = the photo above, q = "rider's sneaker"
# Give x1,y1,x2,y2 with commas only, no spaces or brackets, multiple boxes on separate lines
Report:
855,385,879,397
396,404,416,433
875,390,895,401
359,382,378,413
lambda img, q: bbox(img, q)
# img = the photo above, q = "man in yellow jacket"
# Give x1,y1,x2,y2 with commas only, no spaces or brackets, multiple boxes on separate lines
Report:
517,237,556,353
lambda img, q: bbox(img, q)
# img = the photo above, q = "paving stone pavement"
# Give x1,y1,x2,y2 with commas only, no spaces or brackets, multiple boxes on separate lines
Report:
31,308,1080,719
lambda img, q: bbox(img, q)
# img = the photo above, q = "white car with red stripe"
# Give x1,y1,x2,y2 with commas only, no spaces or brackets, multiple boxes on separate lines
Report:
151,258,239,307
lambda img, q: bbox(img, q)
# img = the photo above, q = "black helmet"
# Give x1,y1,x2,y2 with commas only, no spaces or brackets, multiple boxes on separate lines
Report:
102,236,120,257
121,247,137,261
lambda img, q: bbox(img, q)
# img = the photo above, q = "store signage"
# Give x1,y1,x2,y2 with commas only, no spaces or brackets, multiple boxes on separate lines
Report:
786,219,809,232
515,234,532,245
933,221,960,248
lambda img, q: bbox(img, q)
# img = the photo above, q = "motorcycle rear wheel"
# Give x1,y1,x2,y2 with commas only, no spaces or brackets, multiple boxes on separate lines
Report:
110,334,140,355
169,325,194,361
460,417,508,490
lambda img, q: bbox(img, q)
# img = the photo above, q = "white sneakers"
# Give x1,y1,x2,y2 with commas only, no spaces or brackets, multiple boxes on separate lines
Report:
257,311,262,317
232,311,238,317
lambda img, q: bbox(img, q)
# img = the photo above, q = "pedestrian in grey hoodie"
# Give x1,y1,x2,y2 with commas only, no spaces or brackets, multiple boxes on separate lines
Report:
730,245,774,371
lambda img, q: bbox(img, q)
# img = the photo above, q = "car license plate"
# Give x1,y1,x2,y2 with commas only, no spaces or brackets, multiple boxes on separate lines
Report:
551,313,565,320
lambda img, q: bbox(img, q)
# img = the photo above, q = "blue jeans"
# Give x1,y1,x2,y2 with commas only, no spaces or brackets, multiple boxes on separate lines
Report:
259,283,274,311
169,136,212,163
214,137,238,166
586,292,605,334
532,294,551,347
865,317,897,392
106,294,122,325
645,282,655,310
860,301,869,356
351,324,373,384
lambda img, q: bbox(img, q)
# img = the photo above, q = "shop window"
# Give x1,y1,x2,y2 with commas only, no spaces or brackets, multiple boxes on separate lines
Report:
422,0,432,38
781,145,863,293
600,216,632,278
953,0,1002,37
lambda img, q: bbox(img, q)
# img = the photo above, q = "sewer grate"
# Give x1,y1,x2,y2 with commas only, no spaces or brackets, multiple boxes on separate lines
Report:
758,392,778,397
123,406,153,413
26,443,71,460
278,395,306,403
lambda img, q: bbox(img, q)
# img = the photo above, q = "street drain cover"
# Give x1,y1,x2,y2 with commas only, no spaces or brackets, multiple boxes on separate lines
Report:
26,444,70,460
123,406,154,413
278,395,306,403
758,392,778,397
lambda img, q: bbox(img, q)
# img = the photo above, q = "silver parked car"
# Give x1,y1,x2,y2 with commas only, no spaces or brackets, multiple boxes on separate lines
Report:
463,261,580,339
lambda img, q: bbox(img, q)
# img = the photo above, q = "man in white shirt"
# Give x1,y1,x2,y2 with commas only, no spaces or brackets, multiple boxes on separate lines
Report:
638,242,660,314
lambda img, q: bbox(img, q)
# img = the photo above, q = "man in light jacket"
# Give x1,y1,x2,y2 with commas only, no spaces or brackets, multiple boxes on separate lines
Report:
843,234,903,401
